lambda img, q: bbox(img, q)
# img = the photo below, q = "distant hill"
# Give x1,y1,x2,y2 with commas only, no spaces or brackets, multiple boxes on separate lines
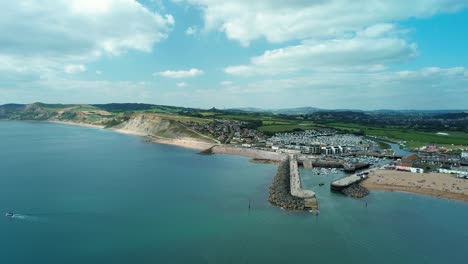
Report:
230,107,468,115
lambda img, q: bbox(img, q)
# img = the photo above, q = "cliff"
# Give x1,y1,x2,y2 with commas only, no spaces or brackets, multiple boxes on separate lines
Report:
0,103,218,144
113,114,218,143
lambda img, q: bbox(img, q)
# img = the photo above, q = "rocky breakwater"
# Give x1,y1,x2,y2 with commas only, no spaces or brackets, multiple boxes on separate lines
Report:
342,184,369,198
331,172,370,198
269,155,318,210
268,160,306,210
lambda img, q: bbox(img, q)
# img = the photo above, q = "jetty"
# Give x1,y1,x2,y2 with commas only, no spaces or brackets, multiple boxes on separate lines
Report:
331,172,368,191
269,155,318,211
290,155,318,210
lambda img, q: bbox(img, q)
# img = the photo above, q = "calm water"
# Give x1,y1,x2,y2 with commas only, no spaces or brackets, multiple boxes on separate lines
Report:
1,121,467,264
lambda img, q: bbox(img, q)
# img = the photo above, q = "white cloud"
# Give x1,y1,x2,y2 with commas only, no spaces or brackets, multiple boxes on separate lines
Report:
225,25,417,76
180,0,468,45
0,0,174,77
177,82,188,87
185,26,199,35
177,67,468,109
2,67,466,109
220,81,233,86
64,64,86,74
154,68,204,78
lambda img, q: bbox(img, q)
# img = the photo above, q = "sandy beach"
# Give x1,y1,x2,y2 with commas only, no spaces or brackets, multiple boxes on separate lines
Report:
110,128,148,137
48,120,288,157
47,120,214,149
361,169,468,202
48,120,105,129
211,145,286,161
151,137,218,150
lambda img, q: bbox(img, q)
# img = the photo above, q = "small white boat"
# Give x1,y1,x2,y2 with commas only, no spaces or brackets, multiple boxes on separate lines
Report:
5,212,14,217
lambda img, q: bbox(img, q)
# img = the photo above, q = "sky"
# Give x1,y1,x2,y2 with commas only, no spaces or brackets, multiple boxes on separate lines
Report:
1,0,468,110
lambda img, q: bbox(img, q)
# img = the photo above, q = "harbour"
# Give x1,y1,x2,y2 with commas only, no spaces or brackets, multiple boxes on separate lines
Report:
1,121,468,264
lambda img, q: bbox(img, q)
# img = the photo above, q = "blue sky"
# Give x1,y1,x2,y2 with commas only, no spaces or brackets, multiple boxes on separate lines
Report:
0,0,467,110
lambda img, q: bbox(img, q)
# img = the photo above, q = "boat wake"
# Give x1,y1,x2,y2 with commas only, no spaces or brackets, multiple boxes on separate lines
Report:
5,213,44,222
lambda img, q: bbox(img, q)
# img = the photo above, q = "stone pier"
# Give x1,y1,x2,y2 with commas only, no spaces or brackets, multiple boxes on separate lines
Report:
289,155,318,210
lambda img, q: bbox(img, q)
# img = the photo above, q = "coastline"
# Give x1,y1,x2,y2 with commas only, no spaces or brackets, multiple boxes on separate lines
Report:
48,120,105,129
49,120,216,150
9,119,468,203
151,137,218,150
361,169,468,202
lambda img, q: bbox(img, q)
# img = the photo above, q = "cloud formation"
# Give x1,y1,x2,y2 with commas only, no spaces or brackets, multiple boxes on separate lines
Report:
181,0,468,45
155,68,204,78
186,67,468,109
0,0,174,77
64,64,86,74
226,24,417,76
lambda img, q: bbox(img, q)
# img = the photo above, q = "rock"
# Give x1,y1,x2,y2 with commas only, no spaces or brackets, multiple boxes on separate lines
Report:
268,160,306,210
342,184,369,198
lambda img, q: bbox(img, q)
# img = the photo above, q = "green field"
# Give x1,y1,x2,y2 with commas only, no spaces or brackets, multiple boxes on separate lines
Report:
326,123,468,148
258,124,320,133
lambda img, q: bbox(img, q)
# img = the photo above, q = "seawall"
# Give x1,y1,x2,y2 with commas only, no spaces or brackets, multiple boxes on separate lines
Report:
269,156,318,211
290,155,316,199
268,160,306,210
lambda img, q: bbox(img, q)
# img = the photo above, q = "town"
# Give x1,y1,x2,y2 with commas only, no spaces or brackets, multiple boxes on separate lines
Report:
183,118,468,179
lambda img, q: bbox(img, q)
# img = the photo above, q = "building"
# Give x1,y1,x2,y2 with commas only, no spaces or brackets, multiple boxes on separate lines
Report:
461,152,468,159
396,154,420,167
396,166,424,173
439,167,468,176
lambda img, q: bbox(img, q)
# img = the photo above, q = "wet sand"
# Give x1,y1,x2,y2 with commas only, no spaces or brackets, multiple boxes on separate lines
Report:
361,169,468,202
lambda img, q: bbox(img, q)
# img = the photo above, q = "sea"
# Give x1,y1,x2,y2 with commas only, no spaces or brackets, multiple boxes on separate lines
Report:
1,120,467,264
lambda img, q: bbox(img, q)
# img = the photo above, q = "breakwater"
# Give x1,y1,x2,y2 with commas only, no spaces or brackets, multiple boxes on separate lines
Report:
269,160,306,210
331,172,368,191
342,184,369,198
331,172,370,198
290,155,316,199
269,156,318,210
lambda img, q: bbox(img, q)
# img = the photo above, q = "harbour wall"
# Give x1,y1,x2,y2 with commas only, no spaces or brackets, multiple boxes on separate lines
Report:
268,160,307,210
269,156,318,211
290,155,316,199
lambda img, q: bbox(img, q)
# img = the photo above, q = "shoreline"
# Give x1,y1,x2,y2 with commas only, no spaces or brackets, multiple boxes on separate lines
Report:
5,119,468,203
48,120,106,129
48,120,214,150
361,169,468,202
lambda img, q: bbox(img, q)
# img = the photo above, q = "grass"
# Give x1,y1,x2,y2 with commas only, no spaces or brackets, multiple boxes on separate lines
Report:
151,113,212,123
262,120,292,125
324,122,468,148
258,124,320,133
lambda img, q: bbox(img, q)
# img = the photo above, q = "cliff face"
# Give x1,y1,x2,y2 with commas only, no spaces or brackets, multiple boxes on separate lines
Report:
0,104,218,144
114,114,171,134
113,114,218,143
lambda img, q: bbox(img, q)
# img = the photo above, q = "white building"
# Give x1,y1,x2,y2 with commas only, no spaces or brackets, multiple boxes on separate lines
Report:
461,152,468,159
439,167,468,176
396,166,424,173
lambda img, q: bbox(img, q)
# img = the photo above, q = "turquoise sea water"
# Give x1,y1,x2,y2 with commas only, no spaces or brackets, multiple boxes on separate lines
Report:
1,121,467,264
